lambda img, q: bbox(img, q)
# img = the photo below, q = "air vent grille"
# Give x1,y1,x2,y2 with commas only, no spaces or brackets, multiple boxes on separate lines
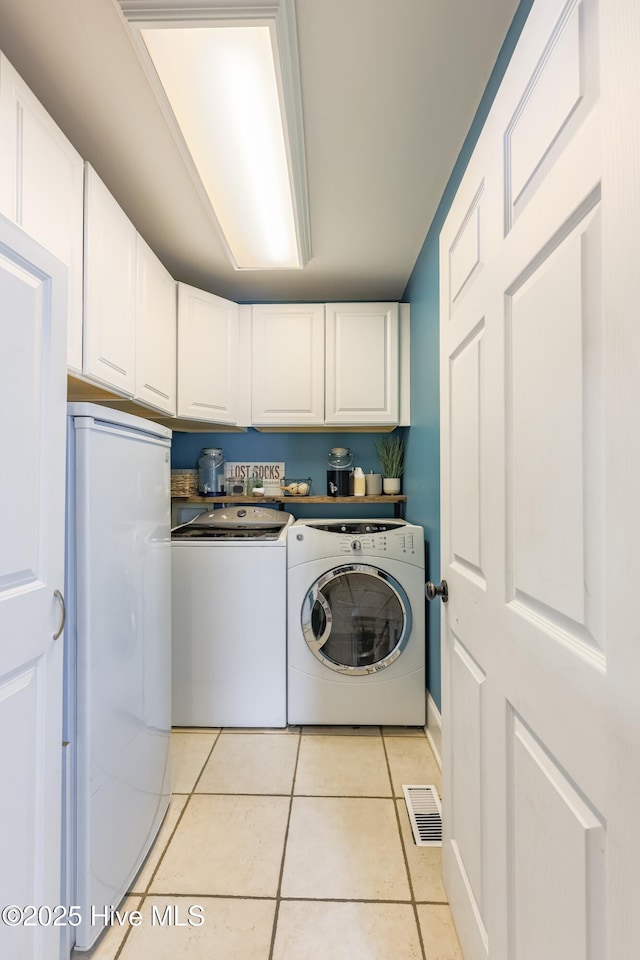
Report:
402,784,443,846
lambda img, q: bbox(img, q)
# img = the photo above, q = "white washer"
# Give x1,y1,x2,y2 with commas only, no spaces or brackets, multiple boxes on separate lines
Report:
287,519,426,726
172,506,293,727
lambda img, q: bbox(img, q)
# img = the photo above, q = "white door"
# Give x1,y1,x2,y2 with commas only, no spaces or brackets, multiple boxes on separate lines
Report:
0,53,84,374
83,163,136,395
325,302,399,425
0,216,67,959
251,303,325,425
176,283,240,424
136,234,177,416
437,0,633,957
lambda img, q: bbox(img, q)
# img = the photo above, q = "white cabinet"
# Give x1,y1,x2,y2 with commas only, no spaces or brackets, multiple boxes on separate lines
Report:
0,53,84,372
251,301,404,427
251,304,325,425
325,302,399,425
83,164,137,395
136,234,176,415
177,283,248,425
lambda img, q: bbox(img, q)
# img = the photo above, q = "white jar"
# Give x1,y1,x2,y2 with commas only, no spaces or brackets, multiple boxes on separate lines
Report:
353,466,366,496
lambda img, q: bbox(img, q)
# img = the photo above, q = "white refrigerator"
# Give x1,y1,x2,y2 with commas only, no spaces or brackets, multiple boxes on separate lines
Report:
64,403,172,952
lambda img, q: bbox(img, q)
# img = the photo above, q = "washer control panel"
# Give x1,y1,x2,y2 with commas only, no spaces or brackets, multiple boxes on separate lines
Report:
290,520,423,564
313,522,401,535
291,520,422,561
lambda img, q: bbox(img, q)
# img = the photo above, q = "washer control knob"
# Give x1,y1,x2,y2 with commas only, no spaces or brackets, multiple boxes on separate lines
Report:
351,539,362,551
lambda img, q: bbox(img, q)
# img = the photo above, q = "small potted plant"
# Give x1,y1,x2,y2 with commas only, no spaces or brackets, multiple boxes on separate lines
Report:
374,434,404,494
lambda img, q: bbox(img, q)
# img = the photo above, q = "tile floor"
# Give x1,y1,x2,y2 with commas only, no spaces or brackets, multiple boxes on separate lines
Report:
87,726,462,960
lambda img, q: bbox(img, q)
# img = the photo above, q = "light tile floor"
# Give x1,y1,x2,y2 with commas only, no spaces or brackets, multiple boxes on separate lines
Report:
87,726,463,960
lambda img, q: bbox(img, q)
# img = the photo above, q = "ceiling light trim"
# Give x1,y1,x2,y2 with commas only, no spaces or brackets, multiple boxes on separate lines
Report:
118,0,311,270
119,1,283,21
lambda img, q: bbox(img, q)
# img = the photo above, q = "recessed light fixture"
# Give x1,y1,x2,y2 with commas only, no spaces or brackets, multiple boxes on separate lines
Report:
118,1,311,271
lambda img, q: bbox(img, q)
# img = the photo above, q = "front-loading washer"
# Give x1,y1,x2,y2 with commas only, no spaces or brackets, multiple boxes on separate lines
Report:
287,519,425,726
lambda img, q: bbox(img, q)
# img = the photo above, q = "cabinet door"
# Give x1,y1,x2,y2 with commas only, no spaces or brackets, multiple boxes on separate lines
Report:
0,53,84,372
83,164,136,395
177,283,240,424
251,304,325,425
136,234,176,415
325,302,399,425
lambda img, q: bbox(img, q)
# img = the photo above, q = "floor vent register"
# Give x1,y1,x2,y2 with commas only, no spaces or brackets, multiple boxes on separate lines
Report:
402,784,443,846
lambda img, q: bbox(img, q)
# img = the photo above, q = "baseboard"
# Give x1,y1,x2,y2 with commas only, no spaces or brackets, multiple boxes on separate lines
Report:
425,691,442,769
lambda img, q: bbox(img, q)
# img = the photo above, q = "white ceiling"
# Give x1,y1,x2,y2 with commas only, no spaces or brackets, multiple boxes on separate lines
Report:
0,0,519,302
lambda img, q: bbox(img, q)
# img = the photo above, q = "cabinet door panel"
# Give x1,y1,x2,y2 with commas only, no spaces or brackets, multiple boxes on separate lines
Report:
252,304,325,425
83,164,136,395
177,284,239,424
325,303,399,425
136,235,176,415
0,54,84,372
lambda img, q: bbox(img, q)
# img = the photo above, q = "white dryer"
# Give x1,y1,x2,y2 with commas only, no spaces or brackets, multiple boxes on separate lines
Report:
287,519,426,726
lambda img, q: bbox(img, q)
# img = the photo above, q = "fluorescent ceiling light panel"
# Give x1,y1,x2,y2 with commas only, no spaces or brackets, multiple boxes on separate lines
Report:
120,2,310,271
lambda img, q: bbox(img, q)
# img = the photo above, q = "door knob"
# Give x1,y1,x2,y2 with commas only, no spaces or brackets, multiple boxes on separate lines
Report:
425,580,448,603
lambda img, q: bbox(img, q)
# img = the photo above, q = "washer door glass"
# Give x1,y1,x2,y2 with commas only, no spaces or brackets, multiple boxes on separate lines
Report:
301,564,411,675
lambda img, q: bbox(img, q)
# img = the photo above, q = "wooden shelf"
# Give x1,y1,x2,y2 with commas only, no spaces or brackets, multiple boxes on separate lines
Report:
172,495,406,505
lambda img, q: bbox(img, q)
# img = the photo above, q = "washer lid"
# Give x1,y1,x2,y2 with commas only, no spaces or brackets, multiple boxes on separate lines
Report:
174,505,292,531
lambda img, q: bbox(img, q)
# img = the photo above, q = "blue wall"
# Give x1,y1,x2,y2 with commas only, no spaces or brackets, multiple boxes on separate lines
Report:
402,0,535,711
172,428,405,520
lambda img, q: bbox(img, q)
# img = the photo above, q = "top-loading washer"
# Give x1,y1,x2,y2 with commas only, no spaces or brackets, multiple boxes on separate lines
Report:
172,505,293,727
287,519,425,726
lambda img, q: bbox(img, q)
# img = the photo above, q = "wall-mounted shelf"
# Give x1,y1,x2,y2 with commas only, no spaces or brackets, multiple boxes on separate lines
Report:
172,494,407,517
172,495,406,505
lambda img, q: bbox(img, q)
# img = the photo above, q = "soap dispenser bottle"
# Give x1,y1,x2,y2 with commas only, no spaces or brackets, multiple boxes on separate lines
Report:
353,466,366,496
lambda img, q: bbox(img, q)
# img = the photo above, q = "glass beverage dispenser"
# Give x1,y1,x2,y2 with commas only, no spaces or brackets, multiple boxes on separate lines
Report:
326,447,353,496
198,448,225,495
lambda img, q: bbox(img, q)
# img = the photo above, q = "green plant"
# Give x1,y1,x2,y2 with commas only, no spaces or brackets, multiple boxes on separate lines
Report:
374,434,405,478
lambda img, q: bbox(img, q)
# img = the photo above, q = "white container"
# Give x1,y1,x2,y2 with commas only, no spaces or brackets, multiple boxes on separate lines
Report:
365,472,383,496
353,466,366,496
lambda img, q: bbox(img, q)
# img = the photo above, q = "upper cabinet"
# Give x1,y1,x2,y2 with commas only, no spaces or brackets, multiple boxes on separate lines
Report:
83,166,177,411
136,234,176,416
83,164,136,395
251,301,406,427
0,55,408,433
177,284,249,426
0,53,84,372
325,302,398,425
252,304,325,425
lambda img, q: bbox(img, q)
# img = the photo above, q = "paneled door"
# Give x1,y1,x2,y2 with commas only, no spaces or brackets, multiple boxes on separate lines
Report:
325,302,399,425
0,54,84,373
0,215,67,958
251,303,325,425
176,283,240,424
437,0,638,957
83,164,137,395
